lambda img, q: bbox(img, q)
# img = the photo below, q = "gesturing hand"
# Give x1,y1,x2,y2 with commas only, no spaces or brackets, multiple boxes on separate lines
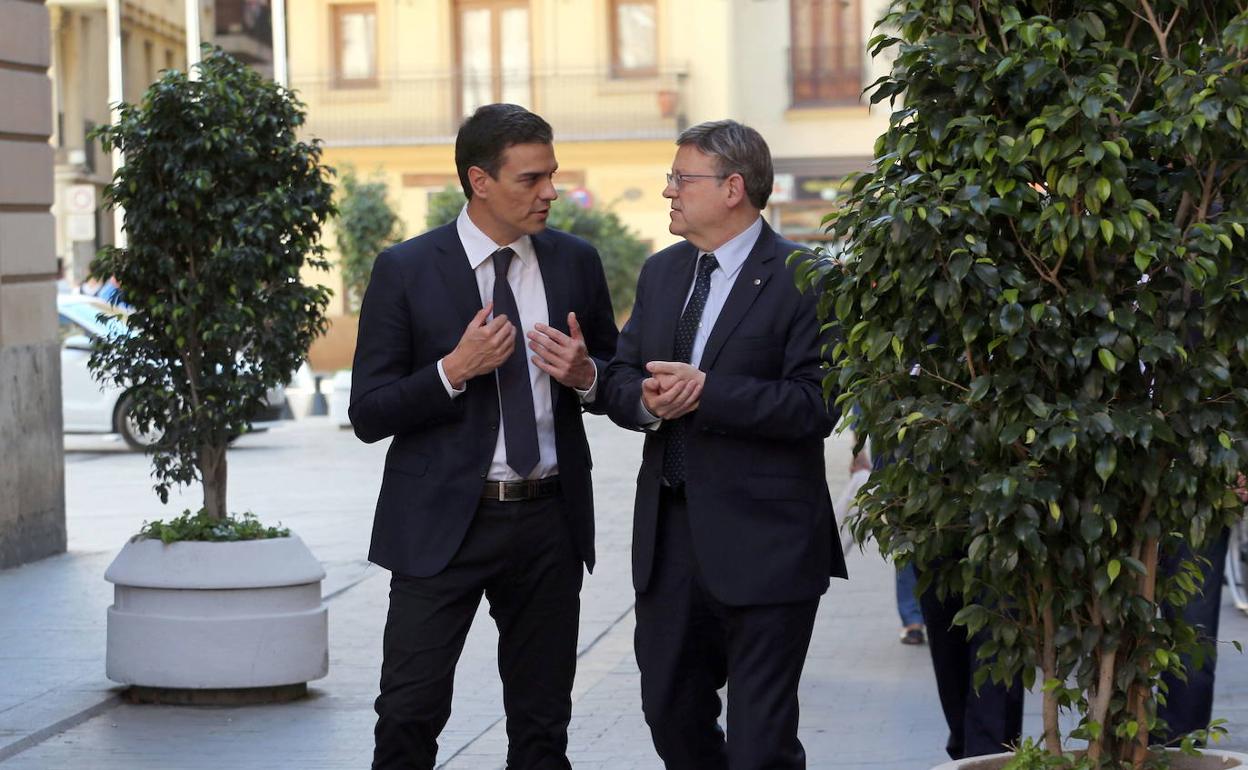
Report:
641,361,705,420
442,303,516,388
529,312,596,390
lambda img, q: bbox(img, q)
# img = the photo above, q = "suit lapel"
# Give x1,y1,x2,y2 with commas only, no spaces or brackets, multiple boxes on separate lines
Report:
533,231,570,338
652,243,699,361
432,223,484,326
533,231,570,409
699,224,777,371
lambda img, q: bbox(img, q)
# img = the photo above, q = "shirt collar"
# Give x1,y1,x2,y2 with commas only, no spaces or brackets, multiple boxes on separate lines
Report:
456,205,536,271
700,216,763,279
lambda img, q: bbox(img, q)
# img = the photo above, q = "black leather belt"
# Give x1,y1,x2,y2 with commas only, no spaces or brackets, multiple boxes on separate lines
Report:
481,476,561,502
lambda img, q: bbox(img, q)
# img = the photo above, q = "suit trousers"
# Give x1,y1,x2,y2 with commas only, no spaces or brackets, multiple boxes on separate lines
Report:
635,489,820,770
1156,525,1230,743
919,577,1024,760
373,496,583,770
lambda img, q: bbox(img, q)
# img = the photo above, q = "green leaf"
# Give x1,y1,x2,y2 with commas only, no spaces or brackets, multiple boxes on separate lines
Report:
999,303,1025,334
1100,219,1114,244
1049,500,1062,521
1108,559,1121,583
969,375,992,402
1024,393,1049,418
1098,348,1119,372
1095,444,1117,483
1093,177,1111,202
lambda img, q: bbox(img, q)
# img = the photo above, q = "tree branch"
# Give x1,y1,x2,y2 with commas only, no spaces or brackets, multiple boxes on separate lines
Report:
1136,0,1174,58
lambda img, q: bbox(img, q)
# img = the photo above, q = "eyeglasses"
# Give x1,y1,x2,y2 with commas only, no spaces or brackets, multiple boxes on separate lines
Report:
665,172,727,188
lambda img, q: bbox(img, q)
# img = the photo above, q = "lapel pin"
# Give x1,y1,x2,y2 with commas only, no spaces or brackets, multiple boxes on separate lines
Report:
753,278,761,286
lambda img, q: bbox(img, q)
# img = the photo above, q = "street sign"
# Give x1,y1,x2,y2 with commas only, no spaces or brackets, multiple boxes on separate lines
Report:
567,186,593,210
67,213,96,242
772,173,795,204
65,184,96,215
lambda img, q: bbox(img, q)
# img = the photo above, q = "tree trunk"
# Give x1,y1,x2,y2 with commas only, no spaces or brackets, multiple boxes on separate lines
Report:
1086,644,1117,764
200,443,228,520
1041,574,1062,754
1130,534,1162,767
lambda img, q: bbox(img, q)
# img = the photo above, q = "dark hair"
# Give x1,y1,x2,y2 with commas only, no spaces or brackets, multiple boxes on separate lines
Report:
455,104,554,199
676,120,774,209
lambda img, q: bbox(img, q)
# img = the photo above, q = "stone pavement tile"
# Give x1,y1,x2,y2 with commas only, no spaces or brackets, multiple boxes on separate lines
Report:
0,550,121,755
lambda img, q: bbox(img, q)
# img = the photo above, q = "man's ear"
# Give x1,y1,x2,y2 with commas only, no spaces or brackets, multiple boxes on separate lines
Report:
724,173,747,208
467,166,492,199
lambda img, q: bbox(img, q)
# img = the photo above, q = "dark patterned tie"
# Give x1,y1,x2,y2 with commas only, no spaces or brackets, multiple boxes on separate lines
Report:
492,247,540,478
662,252,718,486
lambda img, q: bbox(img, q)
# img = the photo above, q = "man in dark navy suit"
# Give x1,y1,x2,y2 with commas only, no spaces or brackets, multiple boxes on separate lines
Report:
604,120,845,770
350,104,618,770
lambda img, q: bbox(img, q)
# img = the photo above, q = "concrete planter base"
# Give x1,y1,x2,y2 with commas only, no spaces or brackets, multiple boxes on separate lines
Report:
104,535,328,697
933,748,1248,769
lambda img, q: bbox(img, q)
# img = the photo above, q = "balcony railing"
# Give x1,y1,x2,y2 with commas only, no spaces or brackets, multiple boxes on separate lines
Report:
291,68,689,147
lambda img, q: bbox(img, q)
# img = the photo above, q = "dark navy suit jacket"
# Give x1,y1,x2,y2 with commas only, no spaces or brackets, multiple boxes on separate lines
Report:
604,222,847,607
350,222,618,577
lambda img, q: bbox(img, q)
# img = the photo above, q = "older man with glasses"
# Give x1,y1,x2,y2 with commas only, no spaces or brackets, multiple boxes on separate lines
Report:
604,120,846,770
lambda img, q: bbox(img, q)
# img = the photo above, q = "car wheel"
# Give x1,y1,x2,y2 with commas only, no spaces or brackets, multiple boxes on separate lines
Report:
115,394,164,451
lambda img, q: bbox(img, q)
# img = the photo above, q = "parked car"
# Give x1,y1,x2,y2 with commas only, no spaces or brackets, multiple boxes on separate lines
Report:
58,294,288,449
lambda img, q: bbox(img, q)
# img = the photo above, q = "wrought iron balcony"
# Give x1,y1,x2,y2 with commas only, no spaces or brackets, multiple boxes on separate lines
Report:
290,68,689,147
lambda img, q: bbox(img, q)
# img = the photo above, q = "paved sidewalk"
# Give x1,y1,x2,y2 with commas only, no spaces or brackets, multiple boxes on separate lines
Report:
1,417,1245,768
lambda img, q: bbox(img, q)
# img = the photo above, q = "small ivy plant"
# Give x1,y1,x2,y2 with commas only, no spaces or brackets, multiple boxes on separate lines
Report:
136,510,290,544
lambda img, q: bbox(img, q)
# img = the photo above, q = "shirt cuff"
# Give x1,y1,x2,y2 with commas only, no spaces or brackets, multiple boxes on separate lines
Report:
575,364,598,404
437,358,466,399
637,397,662,431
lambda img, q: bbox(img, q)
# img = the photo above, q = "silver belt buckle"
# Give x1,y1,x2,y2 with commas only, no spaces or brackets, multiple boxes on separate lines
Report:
499,481,522,502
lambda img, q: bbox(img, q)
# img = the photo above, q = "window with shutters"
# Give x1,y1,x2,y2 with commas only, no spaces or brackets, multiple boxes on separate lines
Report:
332,3,378,88
610,0,657,78
790,0,863,106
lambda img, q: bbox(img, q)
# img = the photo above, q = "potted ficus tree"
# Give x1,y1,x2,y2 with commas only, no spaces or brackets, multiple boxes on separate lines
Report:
800,1,1248,767
89,48,334,702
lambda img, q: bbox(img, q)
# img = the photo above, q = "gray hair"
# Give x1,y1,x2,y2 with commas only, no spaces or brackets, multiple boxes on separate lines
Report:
676,120,773,209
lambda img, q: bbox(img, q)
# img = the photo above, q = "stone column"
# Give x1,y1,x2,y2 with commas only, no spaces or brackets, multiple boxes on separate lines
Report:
0,0,66,568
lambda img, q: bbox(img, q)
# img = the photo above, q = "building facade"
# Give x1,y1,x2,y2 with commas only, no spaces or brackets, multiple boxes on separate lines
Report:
1,0,66,569
47,0,190,287
287,0,891,367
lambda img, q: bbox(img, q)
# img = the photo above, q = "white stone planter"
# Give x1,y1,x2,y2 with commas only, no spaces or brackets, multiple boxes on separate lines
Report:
328,369,352,429
105,535,328,692
933,748,1248,769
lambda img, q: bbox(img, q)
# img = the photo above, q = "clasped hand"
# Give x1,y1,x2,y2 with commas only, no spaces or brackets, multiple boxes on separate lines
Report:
642,361,704,420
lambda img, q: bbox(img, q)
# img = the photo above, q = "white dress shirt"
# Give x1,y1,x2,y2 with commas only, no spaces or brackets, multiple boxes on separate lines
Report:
436,206,595,480
639,216,763,425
